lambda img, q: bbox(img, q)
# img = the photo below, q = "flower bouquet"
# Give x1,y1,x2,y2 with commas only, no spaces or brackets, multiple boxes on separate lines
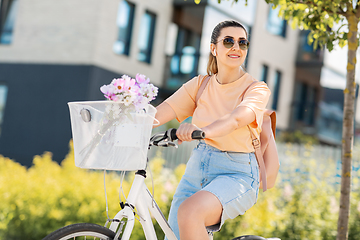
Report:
69,74,158,170
100,73,158,117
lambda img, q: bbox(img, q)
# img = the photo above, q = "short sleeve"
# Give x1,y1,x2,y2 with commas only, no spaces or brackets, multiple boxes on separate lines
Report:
238,81,271,129
164,76,203,122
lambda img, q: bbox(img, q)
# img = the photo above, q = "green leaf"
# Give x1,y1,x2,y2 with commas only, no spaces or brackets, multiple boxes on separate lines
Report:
308,32,315,44
327,40,334,52
343,32,348,40
313,38,319,50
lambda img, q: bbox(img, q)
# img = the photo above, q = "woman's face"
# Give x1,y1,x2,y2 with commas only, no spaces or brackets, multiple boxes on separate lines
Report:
211,27,248,70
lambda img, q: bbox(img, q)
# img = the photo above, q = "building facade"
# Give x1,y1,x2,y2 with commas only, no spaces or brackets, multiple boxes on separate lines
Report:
0,0,173,165
0,0,358,166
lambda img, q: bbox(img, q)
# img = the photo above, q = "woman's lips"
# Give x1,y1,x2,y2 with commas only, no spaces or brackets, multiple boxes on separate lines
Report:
228,54,240,58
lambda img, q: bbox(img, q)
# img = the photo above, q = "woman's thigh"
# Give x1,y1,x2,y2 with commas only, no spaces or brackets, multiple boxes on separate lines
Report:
203,151,259,223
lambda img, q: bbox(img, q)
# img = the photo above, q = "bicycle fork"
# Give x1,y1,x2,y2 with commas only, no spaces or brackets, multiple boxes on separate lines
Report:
109,171,159,240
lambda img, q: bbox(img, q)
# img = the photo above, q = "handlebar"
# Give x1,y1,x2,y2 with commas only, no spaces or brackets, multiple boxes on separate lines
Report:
149,128,205,148
168,128,205,141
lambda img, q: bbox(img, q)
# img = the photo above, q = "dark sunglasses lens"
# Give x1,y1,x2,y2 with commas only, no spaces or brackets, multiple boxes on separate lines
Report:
223,38,234,48
239,39,249,50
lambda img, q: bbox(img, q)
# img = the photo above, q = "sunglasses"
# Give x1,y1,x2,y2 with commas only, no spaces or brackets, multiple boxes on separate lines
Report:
216,37,250,50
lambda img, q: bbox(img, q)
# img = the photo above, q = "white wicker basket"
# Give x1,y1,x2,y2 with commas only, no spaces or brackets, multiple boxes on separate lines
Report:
68,101,157,171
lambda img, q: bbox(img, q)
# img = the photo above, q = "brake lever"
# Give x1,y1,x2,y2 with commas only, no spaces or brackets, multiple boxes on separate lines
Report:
167,141,178,148
158,141,178,148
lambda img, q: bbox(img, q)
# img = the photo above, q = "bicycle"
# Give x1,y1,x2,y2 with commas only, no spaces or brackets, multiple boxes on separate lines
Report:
43,129,280,240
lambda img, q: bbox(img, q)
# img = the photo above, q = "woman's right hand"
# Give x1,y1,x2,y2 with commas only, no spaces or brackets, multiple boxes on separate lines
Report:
176,123,201,144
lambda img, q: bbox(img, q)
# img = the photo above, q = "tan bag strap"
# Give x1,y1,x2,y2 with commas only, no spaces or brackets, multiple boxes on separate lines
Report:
241,81,268,191
248,126,268,191
195,75,210,105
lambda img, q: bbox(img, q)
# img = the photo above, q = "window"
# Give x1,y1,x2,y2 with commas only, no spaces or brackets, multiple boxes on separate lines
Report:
272,71,282,110
0,83,8,135
137,11,156,63
266,5,286,38
297,30,322,62
113,1,135,56
165,26,201,89
260,64,269,83
0,0,19,44
294,82,317,125
304,87,317,125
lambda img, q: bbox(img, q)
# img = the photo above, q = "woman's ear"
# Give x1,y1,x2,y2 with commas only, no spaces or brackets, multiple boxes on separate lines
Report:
210,44,216,56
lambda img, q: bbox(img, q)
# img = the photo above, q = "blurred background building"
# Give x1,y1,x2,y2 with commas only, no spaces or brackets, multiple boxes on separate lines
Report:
0,0,359,166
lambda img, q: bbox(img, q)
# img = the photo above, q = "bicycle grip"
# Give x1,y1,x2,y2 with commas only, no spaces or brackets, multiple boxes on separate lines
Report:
169,128,205,141
192,130,205,139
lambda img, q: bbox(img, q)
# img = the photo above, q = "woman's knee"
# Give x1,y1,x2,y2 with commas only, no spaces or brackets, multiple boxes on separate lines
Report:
177,200,198,226
177,191,222,227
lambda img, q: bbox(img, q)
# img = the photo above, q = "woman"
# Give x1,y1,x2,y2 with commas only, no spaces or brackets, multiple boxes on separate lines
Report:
155,20,271,240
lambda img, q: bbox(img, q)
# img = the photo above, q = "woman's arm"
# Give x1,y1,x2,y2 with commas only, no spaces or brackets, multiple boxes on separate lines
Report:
176,106,255,143
201,106,255,138
153,102,177,128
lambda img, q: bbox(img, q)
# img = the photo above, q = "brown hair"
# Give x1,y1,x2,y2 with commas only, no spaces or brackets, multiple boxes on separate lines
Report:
206,20,248,76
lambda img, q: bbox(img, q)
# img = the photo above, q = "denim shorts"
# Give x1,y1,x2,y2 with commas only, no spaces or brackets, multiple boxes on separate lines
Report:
165,141,259,239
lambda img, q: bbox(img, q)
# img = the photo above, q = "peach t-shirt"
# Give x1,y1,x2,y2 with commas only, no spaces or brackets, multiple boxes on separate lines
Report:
165,73,271,153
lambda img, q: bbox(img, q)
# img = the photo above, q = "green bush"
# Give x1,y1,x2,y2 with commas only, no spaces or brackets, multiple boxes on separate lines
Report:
1,141,360,240
277,130,319,145
0,144,129,239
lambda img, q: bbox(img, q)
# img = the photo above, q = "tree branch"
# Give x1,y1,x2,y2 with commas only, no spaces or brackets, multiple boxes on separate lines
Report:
338,5,347,17
346,1,352,12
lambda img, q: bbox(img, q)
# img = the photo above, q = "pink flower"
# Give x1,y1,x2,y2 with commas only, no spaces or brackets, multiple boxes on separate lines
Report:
113,78,125,93
105,93,118,101
100,84,111,95
136,73,150,84
123,77,136,92
100,84,116,99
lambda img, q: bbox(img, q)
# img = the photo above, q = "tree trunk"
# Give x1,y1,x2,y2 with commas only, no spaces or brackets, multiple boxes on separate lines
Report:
336,13,359,240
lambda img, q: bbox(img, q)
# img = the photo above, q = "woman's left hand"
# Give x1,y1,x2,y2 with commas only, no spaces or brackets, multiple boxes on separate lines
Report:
176,123,202,145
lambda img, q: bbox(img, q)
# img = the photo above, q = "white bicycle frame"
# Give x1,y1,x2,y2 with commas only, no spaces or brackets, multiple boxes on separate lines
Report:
107,171,214,240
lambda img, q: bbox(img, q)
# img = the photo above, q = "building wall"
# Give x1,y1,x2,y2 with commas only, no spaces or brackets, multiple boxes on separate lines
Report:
0,0,174,165
0,0,100,64
92,0,173,86
0,0,173,86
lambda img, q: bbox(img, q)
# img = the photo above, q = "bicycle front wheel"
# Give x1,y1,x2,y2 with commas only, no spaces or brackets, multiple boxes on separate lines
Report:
43,223,116,240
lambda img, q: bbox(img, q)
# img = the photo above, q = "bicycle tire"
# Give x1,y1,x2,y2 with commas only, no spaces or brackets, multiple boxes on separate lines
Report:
231,235,267,240
42,223,117,240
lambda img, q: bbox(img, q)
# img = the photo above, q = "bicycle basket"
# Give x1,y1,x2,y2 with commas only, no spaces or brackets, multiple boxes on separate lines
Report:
68,101,157,171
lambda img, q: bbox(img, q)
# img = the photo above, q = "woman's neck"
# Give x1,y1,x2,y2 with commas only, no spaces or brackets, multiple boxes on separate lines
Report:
216,67,244,85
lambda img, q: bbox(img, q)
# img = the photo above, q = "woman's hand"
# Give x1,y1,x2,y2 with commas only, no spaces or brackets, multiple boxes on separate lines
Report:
176,123,201,145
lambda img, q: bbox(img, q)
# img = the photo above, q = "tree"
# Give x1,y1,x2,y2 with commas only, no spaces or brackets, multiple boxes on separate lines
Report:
193,0,360,239
259,2,359,240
